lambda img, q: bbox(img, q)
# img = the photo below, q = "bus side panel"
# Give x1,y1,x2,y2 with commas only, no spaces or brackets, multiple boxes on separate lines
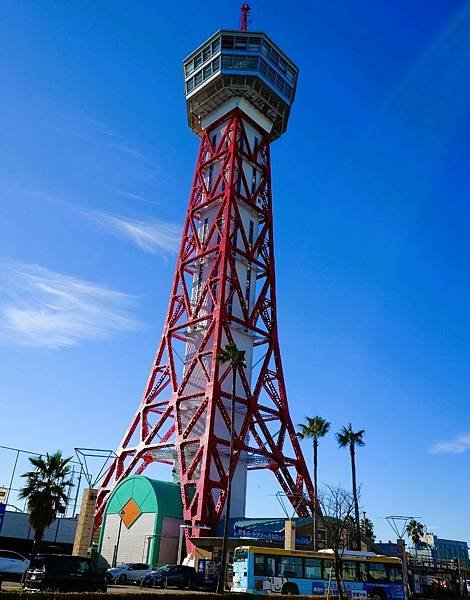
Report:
328,581,368,598
364,582,406,600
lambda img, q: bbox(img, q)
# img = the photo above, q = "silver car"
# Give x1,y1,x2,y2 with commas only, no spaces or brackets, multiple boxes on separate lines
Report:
106,562,150,584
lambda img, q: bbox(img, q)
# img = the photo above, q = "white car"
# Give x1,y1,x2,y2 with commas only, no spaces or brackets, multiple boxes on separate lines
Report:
0,550,30,578
106,562,150,584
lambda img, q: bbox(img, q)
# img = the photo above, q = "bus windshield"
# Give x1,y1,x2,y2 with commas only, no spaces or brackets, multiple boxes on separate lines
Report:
234,548,248,562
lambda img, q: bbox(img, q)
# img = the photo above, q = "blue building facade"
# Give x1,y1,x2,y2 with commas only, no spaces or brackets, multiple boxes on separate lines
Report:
419,534,469,567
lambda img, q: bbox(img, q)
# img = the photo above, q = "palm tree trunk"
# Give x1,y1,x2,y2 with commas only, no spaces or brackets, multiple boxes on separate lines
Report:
313,439,318,551
217,367,237,594
334,543,346,600
350,444,361,551
31,530,43,559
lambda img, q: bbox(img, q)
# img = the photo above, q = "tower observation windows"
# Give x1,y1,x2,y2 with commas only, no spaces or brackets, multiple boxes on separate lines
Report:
222,34,261,52
248,37,261,51
270,49,280,66
218,54,293,101
286,66,296,84
267,66,276,84
222,54,259,71
222,35,234,49
185,32,297,106
185,55,222,94
185,62,194,77
185,36,222,79
260,37,297,85
235,36,248,50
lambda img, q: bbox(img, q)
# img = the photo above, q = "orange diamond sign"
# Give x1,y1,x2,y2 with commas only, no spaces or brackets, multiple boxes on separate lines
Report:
119,498,141,528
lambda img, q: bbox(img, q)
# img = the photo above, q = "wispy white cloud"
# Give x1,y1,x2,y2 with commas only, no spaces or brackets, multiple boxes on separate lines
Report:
0,185,179,256
0,262,142,349
82,209,180,256
430,434,470,455
113,144,145,160
114,190,159,206
66,112,169,182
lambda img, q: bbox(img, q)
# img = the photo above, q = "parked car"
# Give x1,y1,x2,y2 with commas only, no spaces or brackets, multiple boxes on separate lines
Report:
0,550,29,580
106,562,150,584
23,554,106,592
143,564,205,589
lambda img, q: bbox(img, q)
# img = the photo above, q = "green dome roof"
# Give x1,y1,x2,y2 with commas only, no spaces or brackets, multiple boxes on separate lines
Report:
104,475,182,518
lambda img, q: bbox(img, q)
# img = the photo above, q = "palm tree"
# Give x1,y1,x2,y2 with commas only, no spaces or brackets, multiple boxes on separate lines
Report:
297,416,330,550
19,451,73,557
361,515,376,541
406,519,425,556
336,424,365,550
216,341,246,594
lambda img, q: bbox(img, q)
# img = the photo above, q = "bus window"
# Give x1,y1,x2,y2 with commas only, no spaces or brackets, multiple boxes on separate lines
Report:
322,560,334,579
304,558,322,579
388,565,402,583
368,563,388,582
342,561,358,581
358,562,368,582
266,557,276,576
254,554,276,576
278,556,302,578
254,555,266,576
234,548,248,562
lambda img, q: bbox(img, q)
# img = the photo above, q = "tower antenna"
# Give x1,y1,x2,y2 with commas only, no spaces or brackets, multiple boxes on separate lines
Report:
240,3,250,31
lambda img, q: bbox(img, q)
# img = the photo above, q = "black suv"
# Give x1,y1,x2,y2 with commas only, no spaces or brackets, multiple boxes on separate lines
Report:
23,554,107,592
143,565,204,589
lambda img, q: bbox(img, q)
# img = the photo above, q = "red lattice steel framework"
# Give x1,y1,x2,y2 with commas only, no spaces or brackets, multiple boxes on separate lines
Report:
95,108,314,534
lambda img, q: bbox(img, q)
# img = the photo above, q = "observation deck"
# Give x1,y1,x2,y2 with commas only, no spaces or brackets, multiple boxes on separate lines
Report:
183,29,299,140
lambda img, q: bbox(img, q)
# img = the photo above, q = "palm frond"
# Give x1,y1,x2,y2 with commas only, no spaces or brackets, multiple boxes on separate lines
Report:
218,342,246,368
336,423,366,449
19,450,74,540
297,416,331,441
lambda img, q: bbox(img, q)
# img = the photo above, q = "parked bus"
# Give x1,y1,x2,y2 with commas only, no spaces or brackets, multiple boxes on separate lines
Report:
232,546,405,599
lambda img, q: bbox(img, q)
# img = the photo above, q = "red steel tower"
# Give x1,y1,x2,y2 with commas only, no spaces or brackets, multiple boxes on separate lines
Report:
96,19,314,544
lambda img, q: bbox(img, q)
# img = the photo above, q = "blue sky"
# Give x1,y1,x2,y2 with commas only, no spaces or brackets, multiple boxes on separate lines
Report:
0,1,469,546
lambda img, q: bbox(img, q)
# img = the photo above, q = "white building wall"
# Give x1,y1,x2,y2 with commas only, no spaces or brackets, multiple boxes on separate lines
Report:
100,513,156,566
0,511,77,544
